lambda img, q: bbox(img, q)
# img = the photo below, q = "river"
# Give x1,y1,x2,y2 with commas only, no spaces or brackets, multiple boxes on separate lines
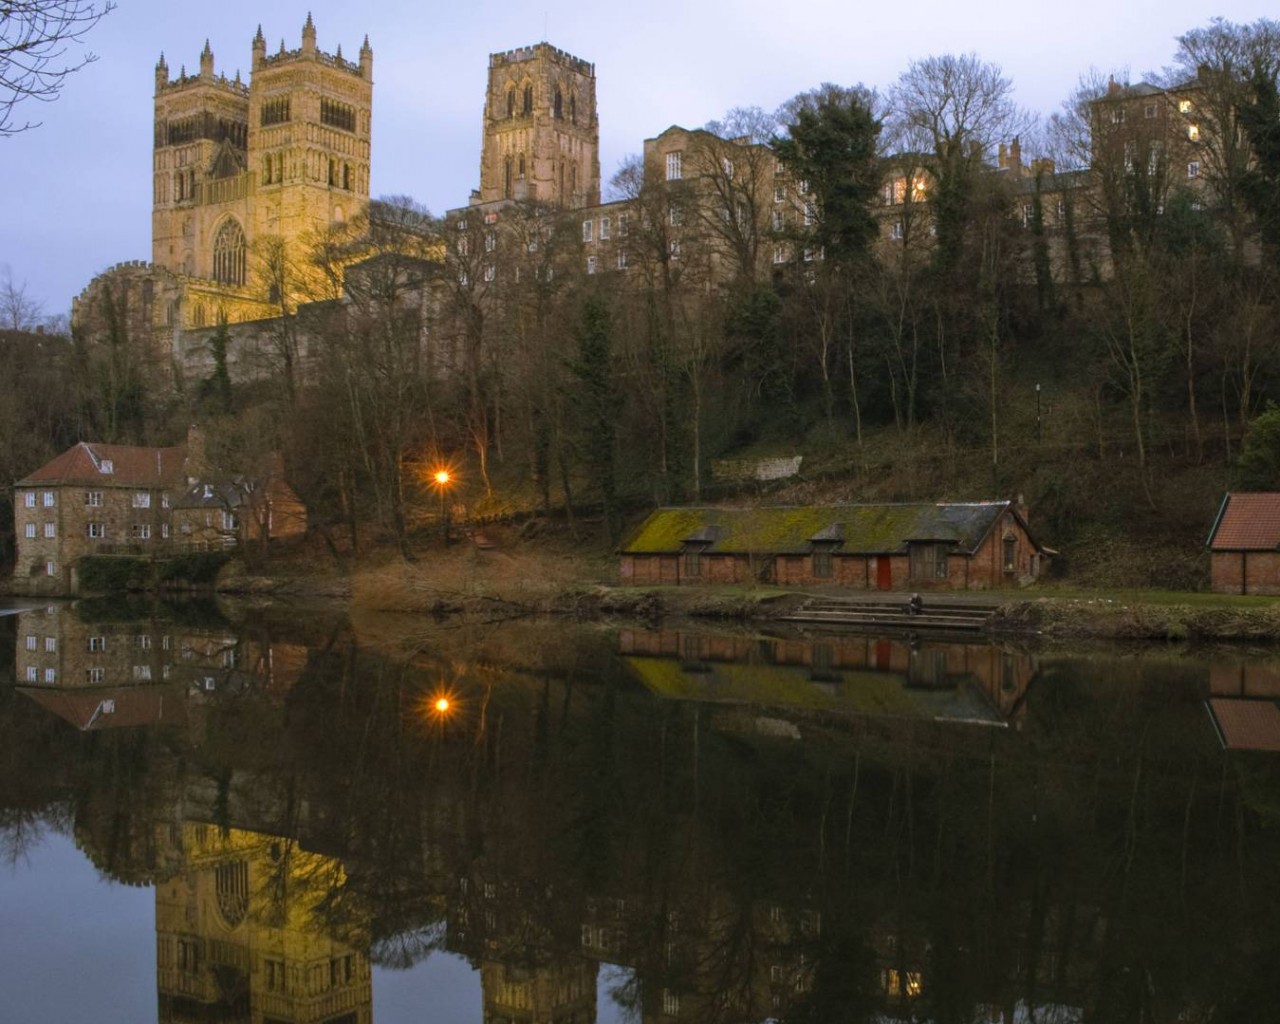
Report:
2,598,1278,1023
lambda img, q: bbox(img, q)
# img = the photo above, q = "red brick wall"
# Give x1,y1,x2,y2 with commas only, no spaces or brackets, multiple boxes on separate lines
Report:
1211,551,1280,595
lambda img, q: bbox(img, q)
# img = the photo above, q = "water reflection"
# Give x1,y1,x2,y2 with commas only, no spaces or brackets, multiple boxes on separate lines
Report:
620,629,1037,728
3,604,1280,1023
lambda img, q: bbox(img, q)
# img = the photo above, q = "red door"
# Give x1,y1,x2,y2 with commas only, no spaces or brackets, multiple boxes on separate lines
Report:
876,557,892,590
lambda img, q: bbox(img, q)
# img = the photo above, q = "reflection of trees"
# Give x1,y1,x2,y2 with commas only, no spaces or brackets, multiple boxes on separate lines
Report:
6,616,1280,1022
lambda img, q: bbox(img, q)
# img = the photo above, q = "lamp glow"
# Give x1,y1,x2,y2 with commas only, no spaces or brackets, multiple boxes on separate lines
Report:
434,697,450,713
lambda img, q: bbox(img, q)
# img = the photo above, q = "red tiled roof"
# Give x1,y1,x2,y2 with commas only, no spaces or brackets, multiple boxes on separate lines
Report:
18,686,187,731
16,442,187,488
1208,698,1280,752
1208,493,1280,551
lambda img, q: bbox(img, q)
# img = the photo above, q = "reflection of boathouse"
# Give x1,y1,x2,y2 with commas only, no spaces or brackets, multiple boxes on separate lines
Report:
620,630,1036,728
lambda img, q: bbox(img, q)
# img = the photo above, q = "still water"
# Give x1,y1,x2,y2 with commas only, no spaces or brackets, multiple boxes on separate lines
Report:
2,599,1278,1024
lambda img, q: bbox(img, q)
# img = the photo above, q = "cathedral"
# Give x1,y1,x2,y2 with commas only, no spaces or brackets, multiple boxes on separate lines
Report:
71,18,607,379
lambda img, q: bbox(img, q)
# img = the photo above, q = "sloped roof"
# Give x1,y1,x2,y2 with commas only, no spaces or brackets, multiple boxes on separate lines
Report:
1207,698,1280,752
1207,493,1280,551
173,479,251,510
19,686,187,731
622,502,1035,556
17,442,186,489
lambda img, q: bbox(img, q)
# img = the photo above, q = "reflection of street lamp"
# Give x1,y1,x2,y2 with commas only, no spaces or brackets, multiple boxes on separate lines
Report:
433,469,451,543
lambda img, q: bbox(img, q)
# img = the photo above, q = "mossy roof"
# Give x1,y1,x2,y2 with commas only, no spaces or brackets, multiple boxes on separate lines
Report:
621,502,1018,556
624,657,1004,724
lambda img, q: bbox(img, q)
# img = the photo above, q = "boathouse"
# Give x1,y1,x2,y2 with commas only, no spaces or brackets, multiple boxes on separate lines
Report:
619,501,1045,590
1206,492,1280,595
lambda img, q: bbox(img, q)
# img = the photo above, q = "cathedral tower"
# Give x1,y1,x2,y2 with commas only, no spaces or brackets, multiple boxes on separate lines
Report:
247,14,373,290
151,18,372,316
477,44,599,208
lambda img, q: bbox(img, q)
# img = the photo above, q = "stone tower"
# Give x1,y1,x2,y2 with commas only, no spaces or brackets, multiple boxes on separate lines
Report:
152,18,372,315
477,43,599,208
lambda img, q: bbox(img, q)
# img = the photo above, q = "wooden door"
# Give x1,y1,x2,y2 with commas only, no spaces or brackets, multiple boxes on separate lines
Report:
876,557,892,590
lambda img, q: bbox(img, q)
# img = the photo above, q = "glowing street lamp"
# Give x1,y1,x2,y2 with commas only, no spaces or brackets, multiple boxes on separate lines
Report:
432,467,452,543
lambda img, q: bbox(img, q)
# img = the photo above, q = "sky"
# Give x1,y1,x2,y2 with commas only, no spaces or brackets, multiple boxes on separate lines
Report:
3,0,1276,317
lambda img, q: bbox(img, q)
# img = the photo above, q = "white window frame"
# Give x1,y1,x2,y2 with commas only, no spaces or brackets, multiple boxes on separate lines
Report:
665,151,682,181
42,491,55,507
85,491,103,507
44,636,56,653
45,560,56,576
88,636,106,652
26,666,37,682
669,206,682,227
132,523,152,541
24,523,36,539
44,668,56,683
86,668,105,684
600,216,610,240
582,219,593,242
25,635,37,651
43,522,56,539
617,250,628,270
23,492,35,508
87,522,106,539
1187,161,1200,178
132,492,151,509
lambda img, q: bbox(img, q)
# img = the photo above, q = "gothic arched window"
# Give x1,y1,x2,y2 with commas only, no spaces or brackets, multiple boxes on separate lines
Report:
507,89,515,118
570,92,577,124
517,153,526,179
504,156,513,198
212,219,246,287
522,85,533,115
554,87,563,119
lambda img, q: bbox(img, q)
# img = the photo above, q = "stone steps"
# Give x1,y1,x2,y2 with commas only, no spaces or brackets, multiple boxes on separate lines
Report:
778,596,1001,632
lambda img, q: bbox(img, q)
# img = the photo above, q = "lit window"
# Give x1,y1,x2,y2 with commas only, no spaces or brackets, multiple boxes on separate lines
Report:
1187,124,1200,141
1187,161,1200,178
600,216,610,239
582,219,593,242
665,151,682,181
1179,99,1192,114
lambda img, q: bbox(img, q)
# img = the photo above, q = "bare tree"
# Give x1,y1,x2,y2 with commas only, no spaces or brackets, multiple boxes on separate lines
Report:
1,1,115,135
0,265,44,330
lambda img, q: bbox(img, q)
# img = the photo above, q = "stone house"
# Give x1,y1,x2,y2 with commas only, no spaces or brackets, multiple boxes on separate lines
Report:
620,501,1045,590
12,440,306,596
13,441,187,595
1206,492,1280,595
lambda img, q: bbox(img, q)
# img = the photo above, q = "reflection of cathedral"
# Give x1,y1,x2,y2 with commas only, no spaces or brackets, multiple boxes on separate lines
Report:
154,824,371,1024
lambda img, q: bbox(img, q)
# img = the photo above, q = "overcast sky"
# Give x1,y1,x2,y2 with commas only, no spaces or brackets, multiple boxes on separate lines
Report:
3,0,1275,316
